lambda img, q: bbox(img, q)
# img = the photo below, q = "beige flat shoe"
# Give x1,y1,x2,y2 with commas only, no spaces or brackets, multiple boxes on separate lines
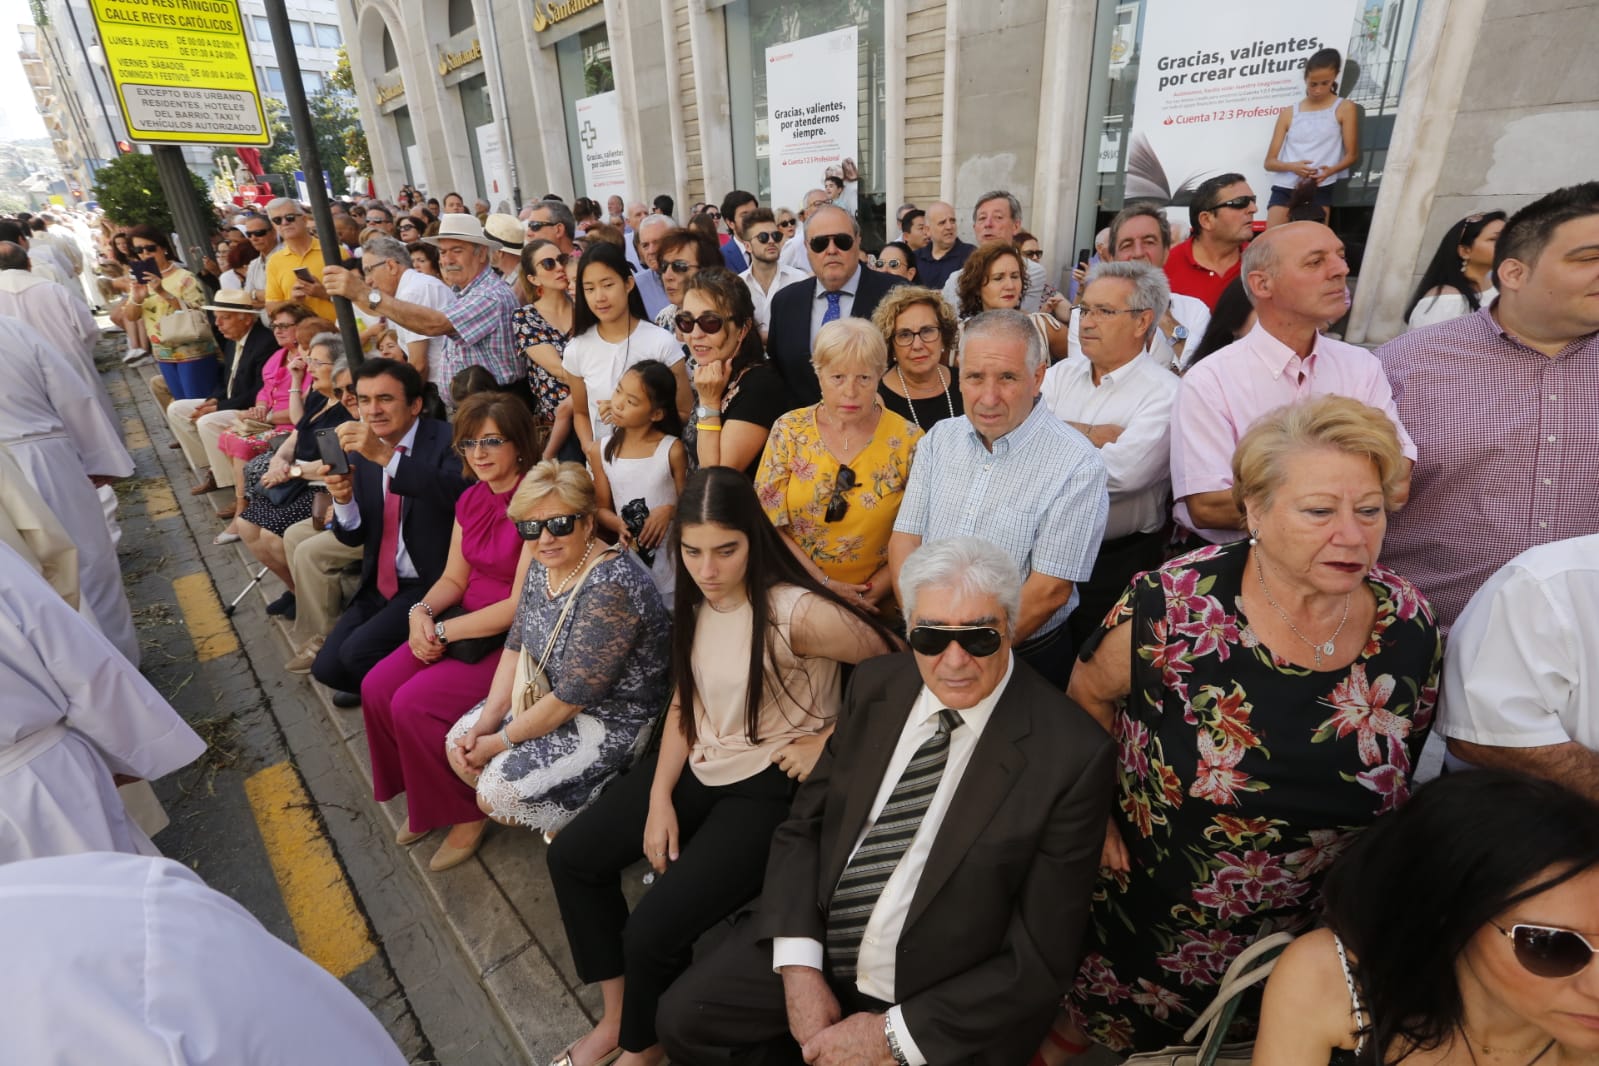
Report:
284,636,324,675
428,822,487,871
549,1040,622,1066
395,825,427,846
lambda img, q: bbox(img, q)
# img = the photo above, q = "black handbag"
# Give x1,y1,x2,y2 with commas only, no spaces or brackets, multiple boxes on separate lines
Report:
436,605,508,664
263,478,312,507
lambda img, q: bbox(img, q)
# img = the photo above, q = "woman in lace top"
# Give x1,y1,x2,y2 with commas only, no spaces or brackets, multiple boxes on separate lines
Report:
1255,771,1599,1066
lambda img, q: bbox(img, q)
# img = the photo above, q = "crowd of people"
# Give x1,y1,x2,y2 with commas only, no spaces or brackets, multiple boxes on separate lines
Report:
1,47,1597,1065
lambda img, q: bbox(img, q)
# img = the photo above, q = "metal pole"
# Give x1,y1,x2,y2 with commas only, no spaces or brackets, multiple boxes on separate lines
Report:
152,146,214,272
262,0,365,366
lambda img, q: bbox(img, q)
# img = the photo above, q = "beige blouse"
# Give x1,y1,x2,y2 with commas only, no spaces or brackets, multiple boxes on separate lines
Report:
687,583,842,787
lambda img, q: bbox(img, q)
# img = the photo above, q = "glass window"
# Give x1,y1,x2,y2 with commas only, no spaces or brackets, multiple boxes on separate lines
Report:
447,0,473,36
725,0,887,245
261,66,284,94
555,25,615,198
289,20,312,47
394,105,417,186
381,26,398,71
314,23,341,49
251,15,272,42
459,73,492,201
302,70,324,94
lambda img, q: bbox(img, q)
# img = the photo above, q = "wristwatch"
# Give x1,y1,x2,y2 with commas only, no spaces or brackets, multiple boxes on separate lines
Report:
692,404,719,420
288,464,303,479
433,620,449,644
883,1013,910,1066
367,288,383,309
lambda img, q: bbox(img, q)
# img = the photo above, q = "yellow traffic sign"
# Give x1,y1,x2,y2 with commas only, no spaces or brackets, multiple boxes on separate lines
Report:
88,0,270,146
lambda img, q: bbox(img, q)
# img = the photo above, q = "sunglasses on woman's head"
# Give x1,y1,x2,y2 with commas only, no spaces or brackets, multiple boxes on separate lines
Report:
778,219,797,229
1492,921,1599,978
809,232,856,254
907,625,1004,658
824,465,856,523
515,514,582,539
673,311,725,335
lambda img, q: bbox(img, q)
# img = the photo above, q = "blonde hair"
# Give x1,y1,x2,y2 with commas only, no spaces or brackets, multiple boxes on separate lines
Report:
811,317,888,377
508,460,595,520
1232,396,1408,514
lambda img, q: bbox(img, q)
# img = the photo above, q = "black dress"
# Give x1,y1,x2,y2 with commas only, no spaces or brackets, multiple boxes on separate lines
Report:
876,374,963,433
239,391,354,536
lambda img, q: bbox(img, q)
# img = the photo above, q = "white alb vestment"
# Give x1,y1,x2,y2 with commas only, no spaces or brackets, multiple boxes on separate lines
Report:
0,542,204,862
0,852,409,1064
0,314,138,663
0,268,112,421
0,443,79,608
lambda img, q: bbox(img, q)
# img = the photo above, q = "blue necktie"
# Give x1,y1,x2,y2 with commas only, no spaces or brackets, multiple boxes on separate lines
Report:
822,290,843,326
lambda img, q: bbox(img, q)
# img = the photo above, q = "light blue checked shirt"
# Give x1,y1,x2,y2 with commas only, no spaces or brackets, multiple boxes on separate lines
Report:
894,399,1109,636
440,264,523,394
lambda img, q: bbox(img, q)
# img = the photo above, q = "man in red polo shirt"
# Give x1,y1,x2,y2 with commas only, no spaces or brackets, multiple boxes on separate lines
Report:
1165,172,1256,309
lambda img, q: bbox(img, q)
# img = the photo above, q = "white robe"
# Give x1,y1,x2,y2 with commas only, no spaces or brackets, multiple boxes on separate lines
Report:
0,269,112,422
0,852,409,1064
0,542,204,862
0,315,138,663
0,443,79,608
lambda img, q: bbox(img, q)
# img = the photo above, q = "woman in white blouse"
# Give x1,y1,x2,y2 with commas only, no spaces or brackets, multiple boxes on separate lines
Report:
1405,211,1506,329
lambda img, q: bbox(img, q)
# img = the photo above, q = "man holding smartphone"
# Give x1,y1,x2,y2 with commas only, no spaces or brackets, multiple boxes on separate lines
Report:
263,198,336,320
310,357,469,708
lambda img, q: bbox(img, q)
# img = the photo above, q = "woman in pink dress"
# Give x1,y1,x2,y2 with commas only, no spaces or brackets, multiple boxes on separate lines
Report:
360,391,540,872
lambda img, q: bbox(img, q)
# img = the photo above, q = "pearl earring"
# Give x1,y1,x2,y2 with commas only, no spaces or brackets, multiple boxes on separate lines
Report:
1248,528,1261,545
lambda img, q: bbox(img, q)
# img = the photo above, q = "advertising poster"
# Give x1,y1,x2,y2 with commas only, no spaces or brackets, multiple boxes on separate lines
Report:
765,26,858,214
574,90,628,199
1123,0,1359,204
475,123,512,207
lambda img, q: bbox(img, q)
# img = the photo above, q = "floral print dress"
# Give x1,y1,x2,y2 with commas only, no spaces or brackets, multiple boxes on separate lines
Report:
1068,541,1441,1053
512,303,570,422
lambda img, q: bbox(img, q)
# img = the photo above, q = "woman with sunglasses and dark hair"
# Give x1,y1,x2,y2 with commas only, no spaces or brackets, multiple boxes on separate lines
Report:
514,238,576,460
395,215,424,243
1405,211,1508,330
679,267,788,477
562,242,690,449
651,225,723,334
546,466,895,1066
127,223,222,399
1254,771,1599,1066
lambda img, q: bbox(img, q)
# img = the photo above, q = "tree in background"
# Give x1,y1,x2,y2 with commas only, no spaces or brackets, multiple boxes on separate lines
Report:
258,77,365,193
330,47,372,180
91,152,212,237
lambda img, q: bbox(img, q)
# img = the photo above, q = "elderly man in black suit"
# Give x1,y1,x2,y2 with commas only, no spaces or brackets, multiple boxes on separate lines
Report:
657,536,1114,1066
311,357,470,707
767,205,906,408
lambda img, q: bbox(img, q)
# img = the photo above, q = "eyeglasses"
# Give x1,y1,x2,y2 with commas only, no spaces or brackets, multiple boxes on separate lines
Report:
534,256,565,273
778,219,797,229
515,513,583,539
824,465,856,523
809,232,856,254
305,356,333,367
664,259,697,275
892,324,942,348
907,625,1004,657
397,220,419,231
1491,921,1599,979
333,385,348,398
132,243,159,253
876,257,907,270
1021,249,1044,261
674,310,726,335
749,231,781,245
361,259,395,279
270,213,301,226
1079,304,1147,321
457,435,509,454
246,228,271,238
1206,196,1257,214
270,321,298,331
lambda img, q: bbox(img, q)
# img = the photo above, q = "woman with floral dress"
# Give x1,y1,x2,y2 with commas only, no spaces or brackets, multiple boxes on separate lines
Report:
755,319,920,619
1049,396,1442,1058
513,238,576,460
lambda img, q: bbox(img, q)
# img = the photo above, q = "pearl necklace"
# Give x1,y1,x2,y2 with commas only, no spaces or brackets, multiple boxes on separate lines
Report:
1253,550,1351,669
545,537,596,599
894,363,956,431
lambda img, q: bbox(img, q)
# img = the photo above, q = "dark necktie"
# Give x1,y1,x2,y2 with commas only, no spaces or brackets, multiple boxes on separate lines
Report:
375,443,407,600
826,707,963,979
822,290,843,325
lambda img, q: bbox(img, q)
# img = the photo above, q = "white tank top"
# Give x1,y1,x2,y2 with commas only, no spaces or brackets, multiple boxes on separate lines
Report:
1272,98,1349,188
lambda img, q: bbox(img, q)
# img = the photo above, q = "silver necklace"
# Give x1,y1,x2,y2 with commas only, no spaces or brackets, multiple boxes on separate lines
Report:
1253,550,1351,669
545,537,596,599
894,363,956,431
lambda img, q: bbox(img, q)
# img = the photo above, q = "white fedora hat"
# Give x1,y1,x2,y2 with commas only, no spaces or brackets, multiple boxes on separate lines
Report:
423,213,494,247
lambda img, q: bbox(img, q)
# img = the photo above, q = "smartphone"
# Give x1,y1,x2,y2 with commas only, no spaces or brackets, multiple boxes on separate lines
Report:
1076,247,1091,271
293,266,317,284
314,427,350,475
129,261,153,282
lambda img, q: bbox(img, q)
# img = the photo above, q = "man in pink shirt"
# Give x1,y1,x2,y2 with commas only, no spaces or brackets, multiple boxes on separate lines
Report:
1169,221,1415,542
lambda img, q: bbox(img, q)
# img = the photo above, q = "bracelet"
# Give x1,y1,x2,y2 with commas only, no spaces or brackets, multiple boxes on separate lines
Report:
407,601,433,618
695,422,723,432
498,723,512,748
288,387,302,393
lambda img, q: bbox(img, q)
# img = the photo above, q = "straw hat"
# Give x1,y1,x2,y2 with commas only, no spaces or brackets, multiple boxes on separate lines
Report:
482,213,524,251
423,213,494,247
199,289,260,314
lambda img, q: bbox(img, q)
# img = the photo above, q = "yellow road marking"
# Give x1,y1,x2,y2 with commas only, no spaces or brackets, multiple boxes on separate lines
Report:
244,762,378,979
142,478,180,520
171,572,239,662
122,416,150,451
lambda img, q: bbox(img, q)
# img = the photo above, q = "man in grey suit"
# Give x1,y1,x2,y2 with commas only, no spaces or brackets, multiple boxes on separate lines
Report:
658,537,1114,1066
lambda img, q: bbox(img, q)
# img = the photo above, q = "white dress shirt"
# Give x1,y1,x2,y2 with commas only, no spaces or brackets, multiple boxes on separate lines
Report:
332,419,421,582
809,265,863,348
740,262,809,337
772,656,1016,1066
780,222,813,274
394,268,458,384
1439,533,1599,760
1041,351,1178,539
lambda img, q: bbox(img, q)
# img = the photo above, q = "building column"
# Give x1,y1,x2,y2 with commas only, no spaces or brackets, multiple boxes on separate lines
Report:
659,0,691,213
686,0,732,202
884,0,906,216
605,0,677,204
1028,0,1097,289
518,27,575,200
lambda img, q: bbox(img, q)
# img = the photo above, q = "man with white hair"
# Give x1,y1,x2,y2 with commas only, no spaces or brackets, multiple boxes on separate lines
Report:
779,188,835,274
939,191,1062,315
890,309,1108,686
632,213,674,320
262,197,336,320
358,235,456,386
659,535,1114,1066
624,200,649,269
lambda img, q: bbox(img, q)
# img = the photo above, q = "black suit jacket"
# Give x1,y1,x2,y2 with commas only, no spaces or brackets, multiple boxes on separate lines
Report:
215,322,278,410
767,269,906,407
754,652,1114,1066
332,417,471,594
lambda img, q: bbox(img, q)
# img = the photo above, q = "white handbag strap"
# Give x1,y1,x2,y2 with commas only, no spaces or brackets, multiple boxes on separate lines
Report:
1180,932,1295,1045
533,545,620,677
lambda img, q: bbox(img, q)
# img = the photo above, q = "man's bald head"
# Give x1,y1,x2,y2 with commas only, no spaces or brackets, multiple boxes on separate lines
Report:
1240,221,1351,328
0,242,28,272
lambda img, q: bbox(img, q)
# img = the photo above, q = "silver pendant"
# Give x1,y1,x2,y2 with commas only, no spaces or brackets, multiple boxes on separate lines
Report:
1321,640,1336,656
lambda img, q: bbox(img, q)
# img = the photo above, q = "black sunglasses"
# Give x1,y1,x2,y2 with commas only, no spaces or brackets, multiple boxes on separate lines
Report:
750,231,781,245
515,514,583,539
664,259,697,274
778,219,797,229
1492,921,1599,979
673,311,725,335
398,219,419,228
270,213,301,225
824,465,856,523
132,243,159,253
246,228,271,238
809,232,856,254
1206,196,1257,213
907,625,1004,658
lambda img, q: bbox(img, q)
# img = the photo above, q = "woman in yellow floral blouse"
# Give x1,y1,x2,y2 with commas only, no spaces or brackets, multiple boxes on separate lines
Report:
127,224,221,400
755,319,921,616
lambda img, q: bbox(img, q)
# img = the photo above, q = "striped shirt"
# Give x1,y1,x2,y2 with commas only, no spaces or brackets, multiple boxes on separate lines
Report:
894,400,1109,634
1376,304,1599,630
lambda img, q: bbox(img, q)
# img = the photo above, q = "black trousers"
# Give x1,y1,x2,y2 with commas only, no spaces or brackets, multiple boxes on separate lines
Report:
310,579,426,694
658,910,891,1066
1066,530,1167,655
1015,620,1074,689
546,752,797,1053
